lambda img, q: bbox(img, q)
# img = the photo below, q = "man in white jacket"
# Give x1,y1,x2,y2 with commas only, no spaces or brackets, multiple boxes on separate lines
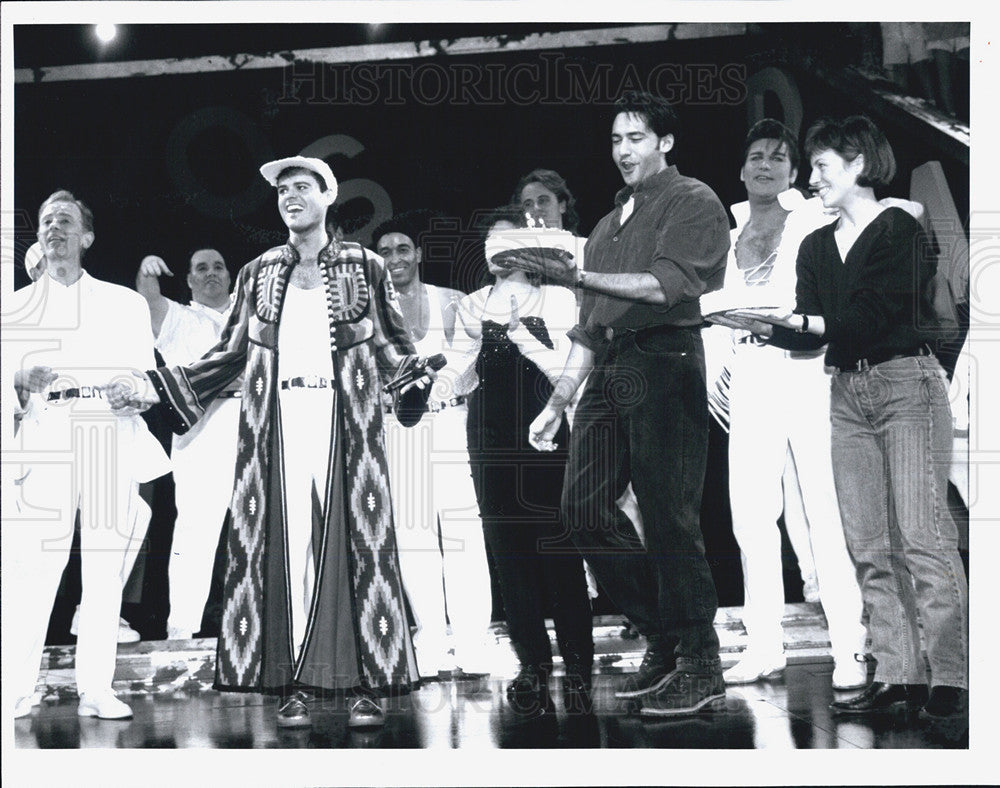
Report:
701,120,868,691
6,190,170,720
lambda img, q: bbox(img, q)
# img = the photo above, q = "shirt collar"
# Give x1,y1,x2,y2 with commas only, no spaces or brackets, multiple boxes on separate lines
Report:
40,268,92,291
729,188,807,230
614,165,678,207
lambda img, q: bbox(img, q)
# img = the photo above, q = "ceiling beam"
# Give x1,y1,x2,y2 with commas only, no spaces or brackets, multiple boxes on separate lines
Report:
15,23,747,84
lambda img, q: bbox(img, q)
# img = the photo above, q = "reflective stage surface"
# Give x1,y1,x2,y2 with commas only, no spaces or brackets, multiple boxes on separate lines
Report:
13,659,966,751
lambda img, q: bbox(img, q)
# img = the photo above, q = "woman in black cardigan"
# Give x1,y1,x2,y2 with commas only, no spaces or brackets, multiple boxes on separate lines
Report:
741,116,968,722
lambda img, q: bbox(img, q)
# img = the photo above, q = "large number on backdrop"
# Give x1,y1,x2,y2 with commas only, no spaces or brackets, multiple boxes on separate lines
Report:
300,135,393,244
166,109,393,242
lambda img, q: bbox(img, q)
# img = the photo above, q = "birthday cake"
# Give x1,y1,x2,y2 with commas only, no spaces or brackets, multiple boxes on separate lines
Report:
485,225,581,267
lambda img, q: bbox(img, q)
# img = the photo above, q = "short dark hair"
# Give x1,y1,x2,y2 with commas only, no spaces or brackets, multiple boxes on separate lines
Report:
38,190,94,233
475,205,526,240
510,169,580,233
370,209,444,252
743,119,800,172
614,90,680,140
188,247,226,272
276,165,328,193
477,206,542,286
803,115,896,188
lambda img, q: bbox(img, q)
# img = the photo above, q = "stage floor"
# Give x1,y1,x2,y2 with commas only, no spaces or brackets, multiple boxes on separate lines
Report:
12,660,967,751
13,607,967,751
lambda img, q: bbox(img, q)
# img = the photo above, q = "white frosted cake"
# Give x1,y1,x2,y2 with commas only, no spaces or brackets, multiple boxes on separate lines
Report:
485,227,582,267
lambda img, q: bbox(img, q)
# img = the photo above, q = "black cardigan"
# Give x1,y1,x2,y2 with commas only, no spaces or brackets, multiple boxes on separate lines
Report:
768,207,938,369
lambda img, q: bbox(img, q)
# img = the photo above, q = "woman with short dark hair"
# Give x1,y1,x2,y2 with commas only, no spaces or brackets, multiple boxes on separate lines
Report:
746,115,968,721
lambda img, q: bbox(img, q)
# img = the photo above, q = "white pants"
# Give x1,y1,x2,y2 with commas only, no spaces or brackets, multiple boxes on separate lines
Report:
166,397,241,634
728,344,866,661
781,447,819,599
278,387,334,659
6,430,150,701
386,404,491,673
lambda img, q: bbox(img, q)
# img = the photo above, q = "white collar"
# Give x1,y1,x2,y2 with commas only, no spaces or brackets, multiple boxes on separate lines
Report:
730,188,807,231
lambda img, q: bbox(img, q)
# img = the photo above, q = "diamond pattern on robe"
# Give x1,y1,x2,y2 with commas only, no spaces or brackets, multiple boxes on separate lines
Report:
220,575,262,685
349,449,390,550
217,345,271,689
340,348,378,432
336,341,413,689
358,574,406,679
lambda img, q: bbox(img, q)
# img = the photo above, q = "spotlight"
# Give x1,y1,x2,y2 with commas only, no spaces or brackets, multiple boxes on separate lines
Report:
94,23,117,44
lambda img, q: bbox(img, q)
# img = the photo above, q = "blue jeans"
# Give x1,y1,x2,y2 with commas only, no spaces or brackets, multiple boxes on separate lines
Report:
561,326,720,670
831,355,968,689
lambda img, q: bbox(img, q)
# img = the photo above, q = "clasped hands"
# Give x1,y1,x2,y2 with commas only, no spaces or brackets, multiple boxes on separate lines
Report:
104,372,161,415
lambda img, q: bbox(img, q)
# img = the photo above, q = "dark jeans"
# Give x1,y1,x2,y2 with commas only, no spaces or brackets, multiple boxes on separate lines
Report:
561,325,720,670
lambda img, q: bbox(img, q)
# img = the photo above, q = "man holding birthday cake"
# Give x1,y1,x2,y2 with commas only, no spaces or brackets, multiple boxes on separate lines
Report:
502,90,731,717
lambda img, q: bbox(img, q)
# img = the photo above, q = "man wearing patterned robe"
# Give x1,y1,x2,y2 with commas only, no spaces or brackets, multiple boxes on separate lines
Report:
108,156,429,728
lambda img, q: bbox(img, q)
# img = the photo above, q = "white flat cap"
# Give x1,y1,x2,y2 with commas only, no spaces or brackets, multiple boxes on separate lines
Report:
259,156,338,201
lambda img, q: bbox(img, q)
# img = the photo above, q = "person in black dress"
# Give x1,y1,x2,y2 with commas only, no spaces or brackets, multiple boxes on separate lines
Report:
458,208,594,713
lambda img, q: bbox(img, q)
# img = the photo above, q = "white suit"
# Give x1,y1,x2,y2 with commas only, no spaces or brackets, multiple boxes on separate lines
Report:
385,284,491,675
4,272,170,704
155,298,240,636
702,191,866,664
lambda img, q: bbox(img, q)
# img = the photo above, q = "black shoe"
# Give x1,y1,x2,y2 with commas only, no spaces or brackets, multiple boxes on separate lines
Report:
639,670,727,718
276,691,311,728
615,646,676,699
830,682,928,715
921,686,968,719
506,665,550,715
347,696,385,728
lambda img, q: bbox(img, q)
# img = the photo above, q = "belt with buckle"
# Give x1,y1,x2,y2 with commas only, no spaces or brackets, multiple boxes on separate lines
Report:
428,395,467,413
217,390,243,399
47,386,104,401
280,376,336,390
845,345,932,372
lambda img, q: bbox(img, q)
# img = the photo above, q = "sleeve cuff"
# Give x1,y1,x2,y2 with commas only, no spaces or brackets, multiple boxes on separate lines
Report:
147,369,192,436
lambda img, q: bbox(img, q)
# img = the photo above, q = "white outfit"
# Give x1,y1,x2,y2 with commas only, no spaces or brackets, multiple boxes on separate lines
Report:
156,297,240,636
709,191,866,663
386,284,491,675
276,284,336,657
4,272,170,705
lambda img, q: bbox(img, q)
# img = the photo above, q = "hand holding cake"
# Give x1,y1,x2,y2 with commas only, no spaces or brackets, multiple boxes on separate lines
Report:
486,213,580,286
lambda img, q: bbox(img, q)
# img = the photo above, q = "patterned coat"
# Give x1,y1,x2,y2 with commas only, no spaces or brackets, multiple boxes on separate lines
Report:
149,239,420,694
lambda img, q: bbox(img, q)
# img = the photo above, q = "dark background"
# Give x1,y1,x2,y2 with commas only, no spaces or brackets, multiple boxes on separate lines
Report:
11,21,969,635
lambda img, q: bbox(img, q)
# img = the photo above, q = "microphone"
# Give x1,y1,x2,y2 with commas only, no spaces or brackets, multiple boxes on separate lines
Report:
383,353,447,394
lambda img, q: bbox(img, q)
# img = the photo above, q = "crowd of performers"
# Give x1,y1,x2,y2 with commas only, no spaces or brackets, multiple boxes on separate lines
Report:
6,90,968,732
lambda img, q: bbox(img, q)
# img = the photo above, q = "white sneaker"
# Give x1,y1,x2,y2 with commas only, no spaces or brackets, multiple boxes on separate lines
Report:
70,607,141,644
78,691,133,720
14,693,41,719
832,655,868,690
724,653,787,685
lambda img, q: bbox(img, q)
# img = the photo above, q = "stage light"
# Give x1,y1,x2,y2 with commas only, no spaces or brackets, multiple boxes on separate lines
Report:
94,23,117,44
